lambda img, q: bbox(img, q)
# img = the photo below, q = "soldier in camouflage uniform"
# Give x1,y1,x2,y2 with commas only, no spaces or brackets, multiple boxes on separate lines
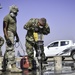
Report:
3,5,22,72
0,36,4,70
24,18,50,70
0,36,4,56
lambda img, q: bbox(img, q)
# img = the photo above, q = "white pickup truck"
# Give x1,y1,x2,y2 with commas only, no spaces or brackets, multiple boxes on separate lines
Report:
44,40,75,60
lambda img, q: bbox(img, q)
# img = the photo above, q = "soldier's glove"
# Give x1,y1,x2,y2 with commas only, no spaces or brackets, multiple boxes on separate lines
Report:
16,36,19,42
6,39,12,46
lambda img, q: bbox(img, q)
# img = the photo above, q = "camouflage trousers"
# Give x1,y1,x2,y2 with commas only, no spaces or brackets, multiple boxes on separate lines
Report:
25,40,45,68
3,31,15,69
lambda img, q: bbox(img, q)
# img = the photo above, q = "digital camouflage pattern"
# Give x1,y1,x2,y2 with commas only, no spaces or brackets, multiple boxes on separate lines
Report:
24,18,50,69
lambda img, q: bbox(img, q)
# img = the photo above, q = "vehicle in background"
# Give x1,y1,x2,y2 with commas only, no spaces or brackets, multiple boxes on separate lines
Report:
44,40,75,61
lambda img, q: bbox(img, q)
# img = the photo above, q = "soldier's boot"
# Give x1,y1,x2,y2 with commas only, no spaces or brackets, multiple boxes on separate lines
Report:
2,57,7,72
10,64,22,72
6,64,12,71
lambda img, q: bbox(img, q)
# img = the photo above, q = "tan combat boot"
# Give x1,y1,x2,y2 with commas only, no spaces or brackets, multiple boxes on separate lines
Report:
10,64,22,72
6,63,12,71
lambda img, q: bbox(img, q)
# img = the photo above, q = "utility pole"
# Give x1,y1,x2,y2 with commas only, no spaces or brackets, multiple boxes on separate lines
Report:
0,4,2,9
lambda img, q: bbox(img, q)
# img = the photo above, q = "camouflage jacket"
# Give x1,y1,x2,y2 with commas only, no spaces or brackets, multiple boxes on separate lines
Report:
24,18,50,43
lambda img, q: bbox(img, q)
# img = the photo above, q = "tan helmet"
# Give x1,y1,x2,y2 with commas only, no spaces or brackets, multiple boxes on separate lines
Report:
9,5,19,13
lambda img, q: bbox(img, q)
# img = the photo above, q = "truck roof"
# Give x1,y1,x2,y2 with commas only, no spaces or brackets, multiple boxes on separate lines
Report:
46,40,73,47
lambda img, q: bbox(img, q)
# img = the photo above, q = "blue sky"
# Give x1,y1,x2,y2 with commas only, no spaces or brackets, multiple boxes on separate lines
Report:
0,0,75,56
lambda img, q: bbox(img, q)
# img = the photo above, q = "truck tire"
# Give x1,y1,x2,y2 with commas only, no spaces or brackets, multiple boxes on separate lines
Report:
71,52,75,61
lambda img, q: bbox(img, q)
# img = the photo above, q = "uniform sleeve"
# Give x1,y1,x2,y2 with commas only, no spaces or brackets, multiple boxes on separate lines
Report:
3,16,9,23
43,23,50,35
3,16,9,31
23,18,34,30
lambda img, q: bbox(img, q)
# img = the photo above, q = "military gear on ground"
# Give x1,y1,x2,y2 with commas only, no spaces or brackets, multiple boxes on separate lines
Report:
9,5,19,13
6,39,12,46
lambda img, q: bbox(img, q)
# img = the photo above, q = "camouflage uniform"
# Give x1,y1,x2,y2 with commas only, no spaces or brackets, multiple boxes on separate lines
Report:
0,36,4,56
24,18,50,69
3,14,16,69
3,5,22,72
0,36,4,70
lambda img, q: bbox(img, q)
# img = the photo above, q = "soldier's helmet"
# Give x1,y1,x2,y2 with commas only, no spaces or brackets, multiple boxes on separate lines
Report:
39,18,46,26
9,5,19,13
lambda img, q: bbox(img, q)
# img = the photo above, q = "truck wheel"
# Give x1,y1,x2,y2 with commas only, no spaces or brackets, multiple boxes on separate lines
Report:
71,52,75,61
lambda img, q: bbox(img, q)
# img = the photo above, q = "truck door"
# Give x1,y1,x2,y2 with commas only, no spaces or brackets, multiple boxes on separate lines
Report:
44,41,60,56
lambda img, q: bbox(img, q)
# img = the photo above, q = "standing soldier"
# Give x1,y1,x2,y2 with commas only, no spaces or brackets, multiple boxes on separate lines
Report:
3,5,22,72
23,18,50,71
0,36,4,70
0,36,4,56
